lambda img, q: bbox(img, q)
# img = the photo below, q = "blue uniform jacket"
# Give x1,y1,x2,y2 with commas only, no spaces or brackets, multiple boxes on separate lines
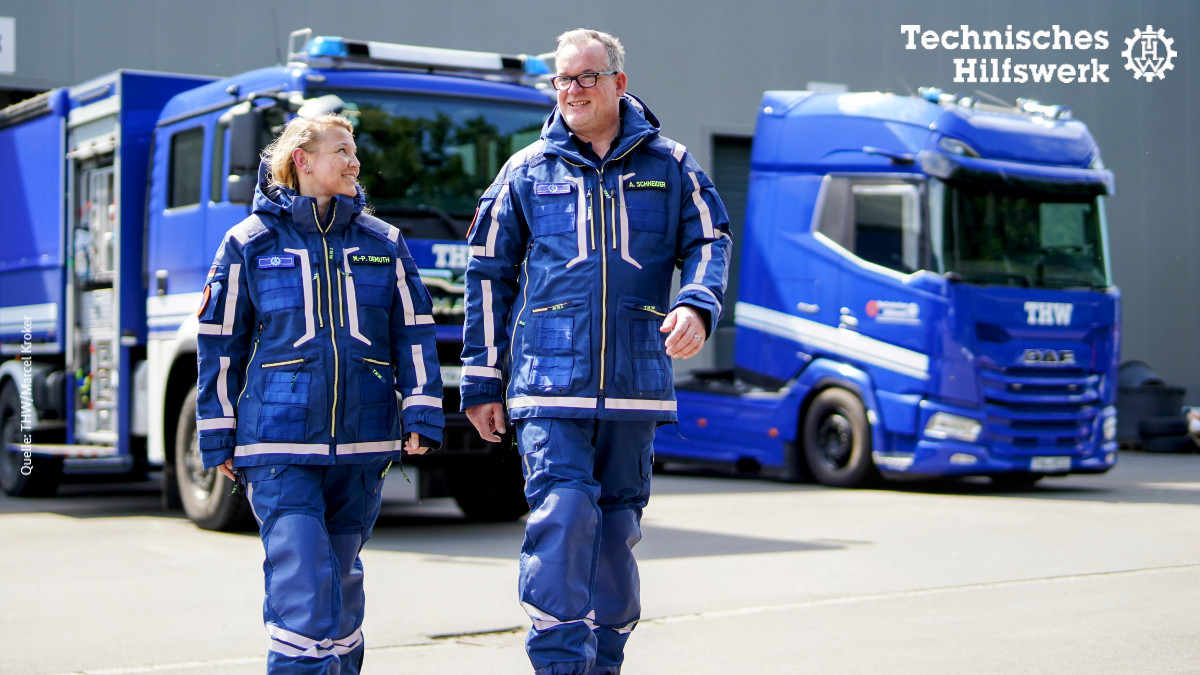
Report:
196,163,444,469
460,93,732,422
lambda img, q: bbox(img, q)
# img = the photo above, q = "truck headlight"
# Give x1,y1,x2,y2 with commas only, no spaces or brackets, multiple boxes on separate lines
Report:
1103,414,1117,442
925,413,982,443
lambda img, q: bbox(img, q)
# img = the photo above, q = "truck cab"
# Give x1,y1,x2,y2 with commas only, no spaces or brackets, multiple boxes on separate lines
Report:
0,31,555,528
656,88,1119,487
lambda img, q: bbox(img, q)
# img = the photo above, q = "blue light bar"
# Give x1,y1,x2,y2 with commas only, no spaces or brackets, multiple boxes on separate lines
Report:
307,36,349,58
524,58,552,76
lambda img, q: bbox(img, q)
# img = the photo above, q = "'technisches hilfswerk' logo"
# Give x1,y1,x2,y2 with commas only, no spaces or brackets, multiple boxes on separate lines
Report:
901,24,1178,84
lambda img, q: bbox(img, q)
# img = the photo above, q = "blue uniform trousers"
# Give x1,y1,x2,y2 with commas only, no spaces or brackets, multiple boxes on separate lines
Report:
243,460,390,674
517,418,655,675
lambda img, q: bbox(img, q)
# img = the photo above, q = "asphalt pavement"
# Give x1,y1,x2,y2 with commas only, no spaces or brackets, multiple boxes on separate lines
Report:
1,449,1197,674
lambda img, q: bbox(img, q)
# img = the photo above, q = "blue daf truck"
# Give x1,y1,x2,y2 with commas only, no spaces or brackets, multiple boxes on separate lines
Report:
0,30,552,528
655,88,1119,487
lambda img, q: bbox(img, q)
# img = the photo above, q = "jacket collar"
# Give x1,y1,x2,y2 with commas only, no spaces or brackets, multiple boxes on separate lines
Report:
252,160,366,234
541,92,661,168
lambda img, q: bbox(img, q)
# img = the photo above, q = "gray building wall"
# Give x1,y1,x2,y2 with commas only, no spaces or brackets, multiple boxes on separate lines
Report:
2,0,1196,401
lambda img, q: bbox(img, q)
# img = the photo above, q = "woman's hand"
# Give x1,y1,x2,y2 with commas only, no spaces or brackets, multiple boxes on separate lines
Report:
405,433,431,455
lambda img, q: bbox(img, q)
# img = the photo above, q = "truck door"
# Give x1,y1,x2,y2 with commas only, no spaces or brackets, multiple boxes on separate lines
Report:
814,177,936,384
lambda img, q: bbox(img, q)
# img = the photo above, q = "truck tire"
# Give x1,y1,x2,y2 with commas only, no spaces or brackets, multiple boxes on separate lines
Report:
175,388,255,531
445,448,530,522
0,383,63,497
802,388,878,488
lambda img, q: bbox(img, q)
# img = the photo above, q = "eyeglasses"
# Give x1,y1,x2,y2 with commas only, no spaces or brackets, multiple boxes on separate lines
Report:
550,71,619,91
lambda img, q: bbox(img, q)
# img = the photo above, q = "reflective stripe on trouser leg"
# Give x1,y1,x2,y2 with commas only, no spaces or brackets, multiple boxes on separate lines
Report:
591,420,655,673
517,418,603,675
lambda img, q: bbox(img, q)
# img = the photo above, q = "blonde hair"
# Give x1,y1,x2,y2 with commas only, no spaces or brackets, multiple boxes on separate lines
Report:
555,28,625,73
262,113,355,191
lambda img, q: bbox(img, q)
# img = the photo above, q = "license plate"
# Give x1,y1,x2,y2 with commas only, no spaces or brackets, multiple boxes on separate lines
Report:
1030,456,1071,473
440,365,463,386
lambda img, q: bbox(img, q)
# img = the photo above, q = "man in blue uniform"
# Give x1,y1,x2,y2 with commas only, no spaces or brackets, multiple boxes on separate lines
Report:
460,28,731,675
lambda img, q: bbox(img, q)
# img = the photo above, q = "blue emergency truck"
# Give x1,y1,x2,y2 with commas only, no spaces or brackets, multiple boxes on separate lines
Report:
0,30,552,528
655,88,1119,488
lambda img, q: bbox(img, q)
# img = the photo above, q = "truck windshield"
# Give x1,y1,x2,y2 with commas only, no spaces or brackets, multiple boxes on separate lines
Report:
937,180,1110,289
314,89,550,240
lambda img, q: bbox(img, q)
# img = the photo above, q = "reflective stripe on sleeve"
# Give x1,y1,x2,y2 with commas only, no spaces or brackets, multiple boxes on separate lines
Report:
402,395,442,410
216,356,235,416
463,365,502,379
672,143,687,163
410,343,427,395
691,241,713,285
481,280,498,367
470,184,509,258
688,172,715,239
679,283,723,317
197,418,236,431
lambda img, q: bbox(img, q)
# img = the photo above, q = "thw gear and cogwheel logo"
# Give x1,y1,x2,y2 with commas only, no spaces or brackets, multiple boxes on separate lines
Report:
1123,25,1177,82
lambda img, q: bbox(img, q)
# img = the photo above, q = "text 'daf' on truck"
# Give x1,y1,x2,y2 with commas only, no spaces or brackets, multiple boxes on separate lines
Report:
655,88,1119,488
0,30,554,528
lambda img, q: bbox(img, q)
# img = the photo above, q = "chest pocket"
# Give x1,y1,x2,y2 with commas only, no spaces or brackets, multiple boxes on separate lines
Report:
532,200,577,236
624,191,668,234
257,276,304,314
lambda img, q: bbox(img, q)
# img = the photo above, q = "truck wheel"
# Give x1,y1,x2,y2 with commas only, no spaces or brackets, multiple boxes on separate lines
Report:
175,388,254,531
445,448,530,522
802,388,878,488
0,384,63,497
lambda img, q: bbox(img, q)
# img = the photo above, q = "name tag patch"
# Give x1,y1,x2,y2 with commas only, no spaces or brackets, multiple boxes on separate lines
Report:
624,179,667,191
257,255,296,269
535,182,575,196
349,254,393,265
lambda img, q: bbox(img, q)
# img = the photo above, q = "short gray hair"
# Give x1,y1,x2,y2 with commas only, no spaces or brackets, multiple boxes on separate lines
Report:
555,28,625,73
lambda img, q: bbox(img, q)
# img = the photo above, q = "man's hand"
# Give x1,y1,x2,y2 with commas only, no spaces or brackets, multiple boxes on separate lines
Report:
217,459,235,482
465,402,507,443
661,306,707,359
405,432,431,455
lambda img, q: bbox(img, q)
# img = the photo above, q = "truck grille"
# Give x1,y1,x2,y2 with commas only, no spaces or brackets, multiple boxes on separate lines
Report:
979,364,1103,456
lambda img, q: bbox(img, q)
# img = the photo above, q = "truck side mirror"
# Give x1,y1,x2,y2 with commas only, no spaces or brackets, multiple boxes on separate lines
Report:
223,103,263,174
227,173,255,204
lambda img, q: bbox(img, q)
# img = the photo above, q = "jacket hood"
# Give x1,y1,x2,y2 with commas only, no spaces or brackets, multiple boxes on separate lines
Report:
252,159,368,234
541,92,661,165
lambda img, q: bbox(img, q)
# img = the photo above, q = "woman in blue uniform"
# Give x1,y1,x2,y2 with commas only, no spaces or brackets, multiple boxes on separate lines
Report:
195,112,443,674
